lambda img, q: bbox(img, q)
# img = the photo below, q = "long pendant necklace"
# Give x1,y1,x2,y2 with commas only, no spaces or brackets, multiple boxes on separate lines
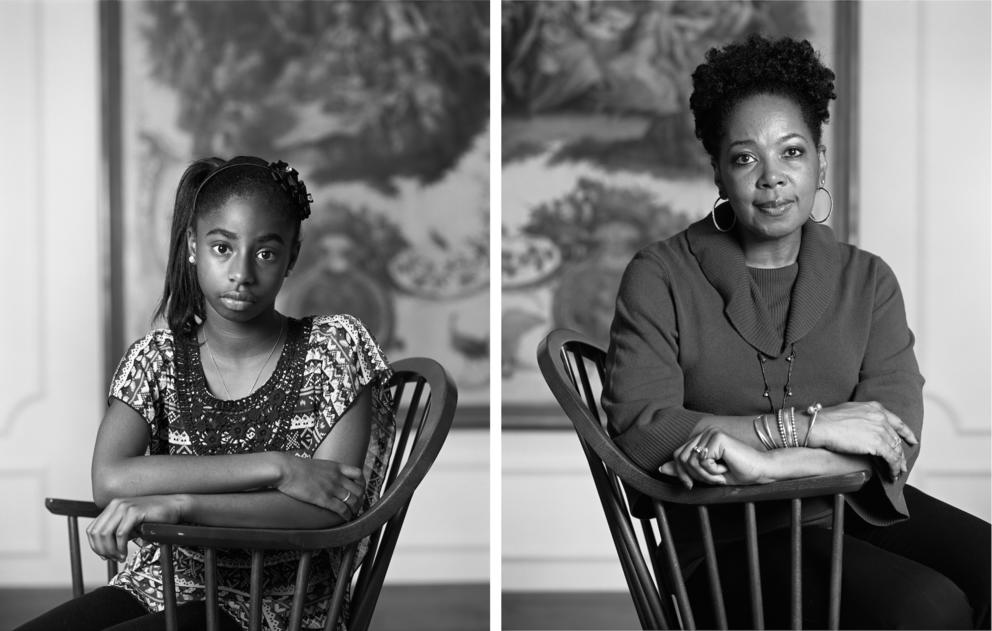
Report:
756,343,797,412
204,318,285,400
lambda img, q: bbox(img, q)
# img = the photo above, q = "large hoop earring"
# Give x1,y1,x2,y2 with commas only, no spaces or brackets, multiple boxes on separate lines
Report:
810,186,833,224
711,197,736,233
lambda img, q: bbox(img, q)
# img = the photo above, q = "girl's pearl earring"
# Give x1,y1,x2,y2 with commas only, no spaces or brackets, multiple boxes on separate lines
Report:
188,255,195,264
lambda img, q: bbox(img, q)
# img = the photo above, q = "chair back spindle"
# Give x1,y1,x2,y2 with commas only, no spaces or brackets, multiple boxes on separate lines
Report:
204,548,220,631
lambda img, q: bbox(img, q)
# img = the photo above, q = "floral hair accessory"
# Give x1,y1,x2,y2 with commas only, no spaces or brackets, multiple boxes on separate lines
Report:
268,160,313,220
193,156,313,221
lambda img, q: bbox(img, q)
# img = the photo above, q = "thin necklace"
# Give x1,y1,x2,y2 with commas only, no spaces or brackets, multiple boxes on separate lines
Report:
757,343,797,412
204,318,285,400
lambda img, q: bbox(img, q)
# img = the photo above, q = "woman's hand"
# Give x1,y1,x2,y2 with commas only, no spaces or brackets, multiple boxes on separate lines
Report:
86,495,188,562
274,453,366,520
660,429,773,488
808,401,918,480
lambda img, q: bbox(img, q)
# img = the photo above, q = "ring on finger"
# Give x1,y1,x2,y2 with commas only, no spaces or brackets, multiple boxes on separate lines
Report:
343,491,352,504
697,447,709,460
691,446,704,456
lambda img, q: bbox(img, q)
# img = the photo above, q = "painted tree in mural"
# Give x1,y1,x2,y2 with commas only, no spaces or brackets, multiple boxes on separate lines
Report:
142,0,489,190
500,1,815,387
128,0,490,369
502,0,810,174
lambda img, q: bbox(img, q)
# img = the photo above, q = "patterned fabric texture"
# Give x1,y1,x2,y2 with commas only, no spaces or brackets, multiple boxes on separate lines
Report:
106,314,395,631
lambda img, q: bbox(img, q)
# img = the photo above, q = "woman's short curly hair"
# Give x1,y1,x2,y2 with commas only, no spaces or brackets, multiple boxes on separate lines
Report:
689,35,836,160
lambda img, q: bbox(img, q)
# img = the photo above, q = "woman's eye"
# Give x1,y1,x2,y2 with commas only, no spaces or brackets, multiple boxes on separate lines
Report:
784,146,805,158
732,153,755,166
257,249,276,262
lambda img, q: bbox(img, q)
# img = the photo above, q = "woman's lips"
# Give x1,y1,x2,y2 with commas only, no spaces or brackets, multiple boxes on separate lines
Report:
755,199,794,215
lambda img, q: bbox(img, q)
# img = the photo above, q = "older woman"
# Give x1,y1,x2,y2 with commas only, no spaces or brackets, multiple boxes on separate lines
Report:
603,35,989,629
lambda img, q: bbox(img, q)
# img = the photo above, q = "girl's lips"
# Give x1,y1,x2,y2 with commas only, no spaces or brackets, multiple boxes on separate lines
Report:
220,293,256,310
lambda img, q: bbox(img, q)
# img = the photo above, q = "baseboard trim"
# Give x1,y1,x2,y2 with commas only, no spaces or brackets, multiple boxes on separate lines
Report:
502,590,639,630
0,583,488,631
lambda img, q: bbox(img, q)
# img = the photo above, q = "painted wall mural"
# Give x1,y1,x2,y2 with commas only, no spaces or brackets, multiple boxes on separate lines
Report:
501,0,851,423
107,1,490,416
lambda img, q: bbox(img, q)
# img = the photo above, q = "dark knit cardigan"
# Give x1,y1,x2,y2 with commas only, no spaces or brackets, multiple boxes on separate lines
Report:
602,217,924,527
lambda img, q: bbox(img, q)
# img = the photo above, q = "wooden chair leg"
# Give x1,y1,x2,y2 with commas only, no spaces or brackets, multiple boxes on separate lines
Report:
249,550,264,631
205,548,219,631
325,545,358,631
287,551,313,631
653,502,696,630
159,543,178,631
697,506,728,630
643,520,681,629
828,494,845,630
790,499,802,630
588,451,666,629
744,502,765,630
67,517,84,598
611,518,663,630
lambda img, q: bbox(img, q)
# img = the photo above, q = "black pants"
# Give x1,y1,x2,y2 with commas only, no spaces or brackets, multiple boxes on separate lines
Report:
12,585,242,631
687,485,991,629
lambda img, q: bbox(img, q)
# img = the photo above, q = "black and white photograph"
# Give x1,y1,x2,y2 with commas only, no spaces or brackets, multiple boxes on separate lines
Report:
0,1,989,630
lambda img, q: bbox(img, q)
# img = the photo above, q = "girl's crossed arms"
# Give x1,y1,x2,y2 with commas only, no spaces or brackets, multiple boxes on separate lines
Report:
87,386,371,562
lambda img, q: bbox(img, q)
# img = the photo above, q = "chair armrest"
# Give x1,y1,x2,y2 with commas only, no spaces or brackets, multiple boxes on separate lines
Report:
139,460,427,550
142,358,456,551
573,405,871,505
46,498,102,518
646,470,872,506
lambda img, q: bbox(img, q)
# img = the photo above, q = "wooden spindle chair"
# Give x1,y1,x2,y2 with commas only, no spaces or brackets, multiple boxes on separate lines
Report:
537,329,870,630
46,356,457,631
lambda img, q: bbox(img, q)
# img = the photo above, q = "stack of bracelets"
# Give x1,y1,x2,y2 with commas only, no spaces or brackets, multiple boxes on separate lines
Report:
754,403,822,449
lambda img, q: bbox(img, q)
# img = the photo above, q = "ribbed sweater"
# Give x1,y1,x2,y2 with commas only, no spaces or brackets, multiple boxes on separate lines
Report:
602,217,924,527
748,263,798,337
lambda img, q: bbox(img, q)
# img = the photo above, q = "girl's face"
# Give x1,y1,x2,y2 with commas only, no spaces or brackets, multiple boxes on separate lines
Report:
187,196,300,325
713,92,827,243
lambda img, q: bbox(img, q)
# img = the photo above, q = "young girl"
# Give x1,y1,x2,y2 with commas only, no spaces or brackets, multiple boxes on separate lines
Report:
17,156,395,631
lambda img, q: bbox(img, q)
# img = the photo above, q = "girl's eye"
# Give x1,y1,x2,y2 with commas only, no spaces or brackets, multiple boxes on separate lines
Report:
257,249,277,262
211,243,231,256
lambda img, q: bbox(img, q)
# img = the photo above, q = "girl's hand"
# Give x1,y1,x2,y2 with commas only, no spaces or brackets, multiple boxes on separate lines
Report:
275,454,366,520
86,495,188,562
660,429,773,488
808,401,918,480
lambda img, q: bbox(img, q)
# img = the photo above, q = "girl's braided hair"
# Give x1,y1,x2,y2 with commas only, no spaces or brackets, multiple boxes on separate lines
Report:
689,35,836,161
154,156,312,336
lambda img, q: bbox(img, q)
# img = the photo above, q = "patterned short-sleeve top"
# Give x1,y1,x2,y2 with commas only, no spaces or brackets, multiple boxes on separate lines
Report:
106,314,395,631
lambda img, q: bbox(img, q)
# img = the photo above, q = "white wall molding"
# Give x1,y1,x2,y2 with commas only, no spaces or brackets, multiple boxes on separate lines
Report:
0,1,45,438
859,0,990,520
0,470,47,556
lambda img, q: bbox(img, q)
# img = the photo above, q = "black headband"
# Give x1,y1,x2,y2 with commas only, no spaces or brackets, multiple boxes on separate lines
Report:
193,159,313,220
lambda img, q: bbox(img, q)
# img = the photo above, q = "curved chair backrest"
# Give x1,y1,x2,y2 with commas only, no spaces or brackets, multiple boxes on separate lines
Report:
48,356,458,631
345,356,459,630
537,328,678,629
537,328,868,630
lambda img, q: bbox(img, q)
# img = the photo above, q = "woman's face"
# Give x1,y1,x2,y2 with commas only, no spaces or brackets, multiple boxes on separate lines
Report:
187,196,300,325
713,93,826,243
